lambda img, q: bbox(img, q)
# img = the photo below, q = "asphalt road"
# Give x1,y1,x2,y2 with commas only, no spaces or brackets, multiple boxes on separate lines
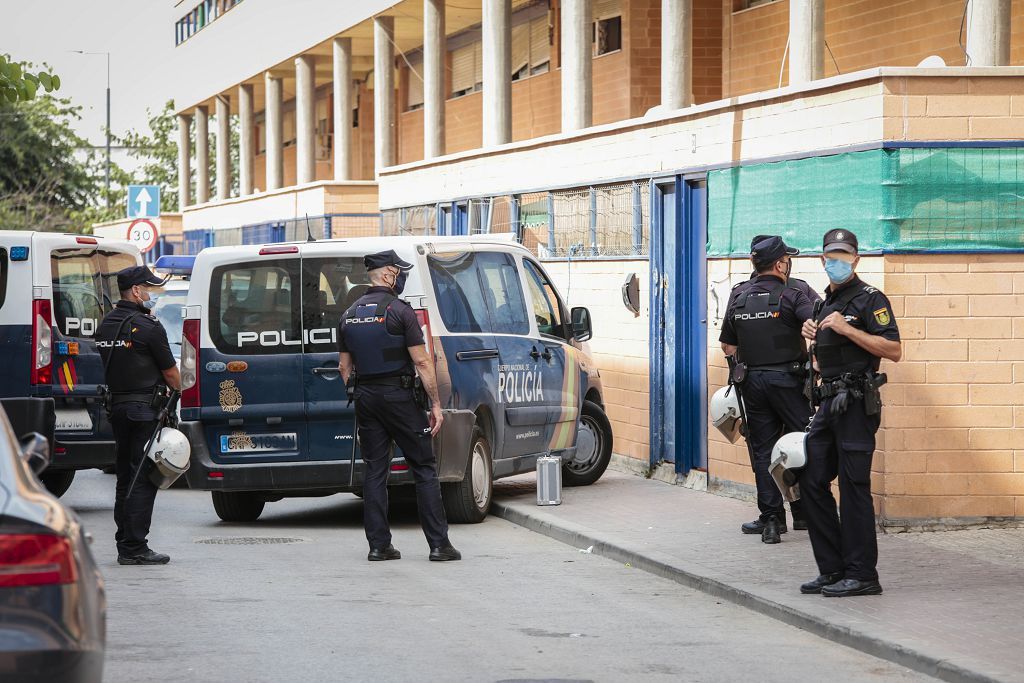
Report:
63,471,933,683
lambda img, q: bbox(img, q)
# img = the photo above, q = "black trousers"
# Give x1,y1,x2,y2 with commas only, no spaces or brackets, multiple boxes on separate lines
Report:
111,407,159,557
741,370,811,522
354,385,449,550
802,395,881,582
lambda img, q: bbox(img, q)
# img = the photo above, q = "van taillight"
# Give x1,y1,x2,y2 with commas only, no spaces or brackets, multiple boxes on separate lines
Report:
0,534,78,587
30,299,52,385
415,309,434,359
181,318,200,408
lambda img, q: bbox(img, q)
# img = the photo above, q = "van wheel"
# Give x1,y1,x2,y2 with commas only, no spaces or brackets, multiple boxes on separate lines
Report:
563,400,613,487
40,469,76,498
212,491,266,522
442,426,492,523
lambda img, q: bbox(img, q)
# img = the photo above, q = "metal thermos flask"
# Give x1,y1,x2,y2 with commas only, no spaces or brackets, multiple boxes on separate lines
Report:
536,454,562,506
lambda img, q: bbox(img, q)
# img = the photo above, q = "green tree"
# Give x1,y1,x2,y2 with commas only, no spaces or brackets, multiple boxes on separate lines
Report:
0,94,103,232
0,55,59,102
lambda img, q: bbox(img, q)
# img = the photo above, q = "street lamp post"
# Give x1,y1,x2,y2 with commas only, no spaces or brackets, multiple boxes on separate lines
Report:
71,51,112,209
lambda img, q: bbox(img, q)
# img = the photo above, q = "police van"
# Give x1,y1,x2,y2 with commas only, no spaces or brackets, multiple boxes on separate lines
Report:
0,231,143,496
180,235,613,523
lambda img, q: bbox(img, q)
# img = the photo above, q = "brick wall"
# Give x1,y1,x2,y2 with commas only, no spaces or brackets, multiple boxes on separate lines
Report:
542,259,651,462
724,0,1024,98
881,253,1024,524
883,76,1024,142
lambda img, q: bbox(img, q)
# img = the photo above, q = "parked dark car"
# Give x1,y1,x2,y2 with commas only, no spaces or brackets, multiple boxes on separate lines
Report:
0,408,106,683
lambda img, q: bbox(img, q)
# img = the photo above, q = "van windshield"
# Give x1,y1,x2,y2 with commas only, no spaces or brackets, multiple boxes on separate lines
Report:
50,248,137,338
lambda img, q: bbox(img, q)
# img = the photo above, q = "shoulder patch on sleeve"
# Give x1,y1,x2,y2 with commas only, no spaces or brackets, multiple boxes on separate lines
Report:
873,307,891,325
862,285,878,294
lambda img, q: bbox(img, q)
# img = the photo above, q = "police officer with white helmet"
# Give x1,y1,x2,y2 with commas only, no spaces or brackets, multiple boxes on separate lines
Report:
338,250,460,562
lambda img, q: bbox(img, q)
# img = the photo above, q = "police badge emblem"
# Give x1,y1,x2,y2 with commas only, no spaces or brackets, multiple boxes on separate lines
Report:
873,307,891,325
219,379,243,413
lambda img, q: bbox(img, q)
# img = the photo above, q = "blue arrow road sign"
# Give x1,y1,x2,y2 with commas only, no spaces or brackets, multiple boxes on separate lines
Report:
127,185,160,219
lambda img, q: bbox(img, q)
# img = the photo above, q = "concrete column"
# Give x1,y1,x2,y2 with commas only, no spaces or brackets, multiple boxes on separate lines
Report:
295,55,316,185
333,37,352,180
788,0,824,85
194,105,209,204
560,0,592,132
661,0,693,109
177,114,191,209
966,0,1011,66
423,0,446,158
482,0,511,146
264,72,283,191
238,84,254,195
215,95,231,200
374,16,395,173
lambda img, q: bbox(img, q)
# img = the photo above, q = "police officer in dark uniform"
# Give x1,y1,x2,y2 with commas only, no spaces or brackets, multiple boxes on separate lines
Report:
720,235,821,544
799,229,901,597
96,266,180,565
338,250,460,562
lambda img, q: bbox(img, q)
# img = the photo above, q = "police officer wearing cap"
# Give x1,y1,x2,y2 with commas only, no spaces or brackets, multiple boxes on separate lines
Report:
338,250,460,563
96,266,180,565
799,229,901,597
720,235,820,544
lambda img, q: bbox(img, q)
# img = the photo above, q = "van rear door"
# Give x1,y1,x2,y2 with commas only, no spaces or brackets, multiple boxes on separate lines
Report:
300,255,369,471
201,254,307,464
46,241,137,441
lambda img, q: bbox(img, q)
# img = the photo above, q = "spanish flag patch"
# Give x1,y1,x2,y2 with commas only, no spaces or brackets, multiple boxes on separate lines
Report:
873,307,891,325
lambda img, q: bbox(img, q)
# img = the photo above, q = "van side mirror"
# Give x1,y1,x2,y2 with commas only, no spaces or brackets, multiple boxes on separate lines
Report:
622,273,640,317
19,433,50,475
570,307,593,343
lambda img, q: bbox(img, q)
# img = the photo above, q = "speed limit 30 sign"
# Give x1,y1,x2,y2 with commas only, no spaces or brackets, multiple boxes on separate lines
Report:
127,219,159,253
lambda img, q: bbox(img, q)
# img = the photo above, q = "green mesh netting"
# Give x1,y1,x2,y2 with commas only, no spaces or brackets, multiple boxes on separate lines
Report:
707,147,1024,256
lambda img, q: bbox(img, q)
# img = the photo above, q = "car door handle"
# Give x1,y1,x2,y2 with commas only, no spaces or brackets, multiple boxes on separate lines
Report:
529,347,541,360
312,367,341,375
456,349,499,361
541,348,553,362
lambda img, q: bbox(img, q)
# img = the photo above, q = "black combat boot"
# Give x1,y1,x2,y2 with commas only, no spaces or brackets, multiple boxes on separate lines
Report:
761,517,782,544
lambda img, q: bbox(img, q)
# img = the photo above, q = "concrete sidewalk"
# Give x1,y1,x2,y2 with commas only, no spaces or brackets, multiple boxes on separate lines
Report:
492,471,1024,683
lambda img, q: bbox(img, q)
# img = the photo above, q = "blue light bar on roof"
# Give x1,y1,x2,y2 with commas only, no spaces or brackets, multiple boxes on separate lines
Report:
9,246,29,261
153,255,196,275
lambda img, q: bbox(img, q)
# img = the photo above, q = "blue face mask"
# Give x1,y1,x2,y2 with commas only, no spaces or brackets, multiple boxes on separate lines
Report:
824,257,854,284
391,270,408,295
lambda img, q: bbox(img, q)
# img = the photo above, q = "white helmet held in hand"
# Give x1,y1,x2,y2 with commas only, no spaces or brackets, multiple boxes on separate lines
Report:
770,431,807,503
146,427,191,489
710,385,743,443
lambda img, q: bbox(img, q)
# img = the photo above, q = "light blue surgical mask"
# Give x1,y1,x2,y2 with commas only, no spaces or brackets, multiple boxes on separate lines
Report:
142,299,157,311
824,257,854,284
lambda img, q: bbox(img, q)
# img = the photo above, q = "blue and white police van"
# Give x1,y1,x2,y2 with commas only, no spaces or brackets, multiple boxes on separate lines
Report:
0,231,143,496
180,235,613,523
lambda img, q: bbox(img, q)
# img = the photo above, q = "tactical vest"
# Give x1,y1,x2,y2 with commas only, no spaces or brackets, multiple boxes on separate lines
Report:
341,291,413,379
730,280,804,366
96,304,164,393
814,284,877,378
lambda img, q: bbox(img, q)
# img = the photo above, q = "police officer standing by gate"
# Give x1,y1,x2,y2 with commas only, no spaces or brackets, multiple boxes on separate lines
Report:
800,229,901,597
97,266,180,565
720,235,820,544
338,250,460,562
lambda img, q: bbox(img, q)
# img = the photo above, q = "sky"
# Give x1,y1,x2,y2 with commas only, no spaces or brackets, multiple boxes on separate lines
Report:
7,0,180,155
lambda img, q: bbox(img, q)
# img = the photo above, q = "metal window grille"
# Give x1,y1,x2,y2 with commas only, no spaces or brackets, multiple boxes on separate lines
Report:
381,205,437,236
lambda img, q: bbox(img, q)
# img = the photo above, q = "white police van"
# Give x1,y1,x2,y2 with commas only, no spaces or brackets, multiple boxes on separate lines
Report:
0,231,143,496
180,235,613,523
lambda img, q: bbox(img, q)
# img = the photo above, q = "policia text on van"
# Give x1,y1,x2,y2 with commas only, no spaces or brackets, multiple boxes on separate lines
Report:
177,236,614,524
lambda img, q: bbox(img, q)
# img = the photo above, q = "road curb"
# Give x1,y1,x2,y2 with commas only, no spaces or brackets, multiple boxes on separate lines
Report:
491,500,1002,683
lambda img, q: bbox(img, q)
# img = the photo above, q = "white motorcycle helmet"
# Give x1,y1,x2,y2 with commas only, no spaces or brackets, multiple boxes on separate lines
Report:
146,428,191,490
770,431,807,503
710,385,744,443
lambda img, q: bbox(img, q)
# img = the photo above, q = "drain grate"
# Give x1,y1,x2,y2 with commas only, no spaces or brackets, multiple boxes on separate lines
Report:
195,537,306,545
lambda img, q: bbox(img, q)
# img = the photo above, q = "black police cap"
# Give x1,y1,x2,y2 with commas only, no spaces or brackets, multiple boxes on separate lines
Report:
823,229,859,254
364,249,413,271
750,235,798,267
116,265,165,292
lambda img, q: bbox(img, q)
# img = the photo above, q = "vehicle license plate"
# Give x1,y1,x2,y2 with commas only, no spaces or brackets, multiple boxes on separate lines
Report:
54,408,93,432
219,432,298,454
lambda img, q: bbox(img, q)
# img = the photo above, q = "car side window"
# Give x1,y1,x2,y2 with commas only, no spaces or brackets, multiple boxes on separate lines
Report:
302,257,368,353
0,248,7,311
522,259,565,339
428,252,490,334
210,259,302,355
50,248,136,338
474,252,530,335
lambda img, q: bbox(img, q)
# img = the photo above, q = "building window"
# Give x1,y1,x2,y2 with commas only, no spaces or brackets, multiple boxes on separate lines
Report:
406,54,424,111
735,0,778,9
450,42,483,98
512,15,551,80
593,0,622,56
175,0,245,46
